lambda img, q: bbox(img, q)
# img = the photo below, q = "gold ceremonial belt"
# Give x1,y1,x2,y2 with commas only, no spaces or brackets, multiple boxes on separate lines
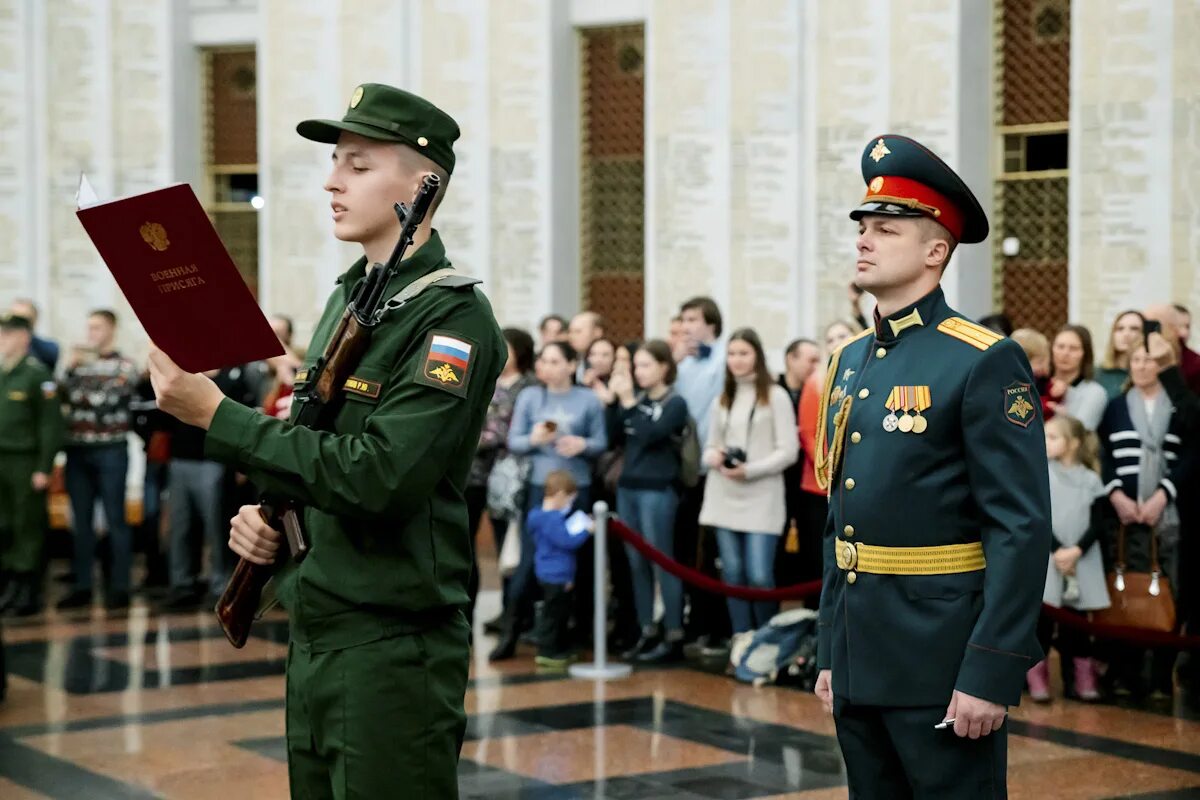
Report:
835,538,986,575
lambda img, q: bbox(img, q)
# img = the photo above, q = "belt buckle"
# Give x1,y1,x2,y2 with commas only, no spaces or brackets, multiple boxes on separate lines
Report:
836,540,858,571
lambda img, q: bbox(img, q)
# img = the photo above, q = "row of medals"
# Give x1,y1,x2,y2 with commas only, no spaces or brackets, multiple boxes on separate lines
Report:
883,411,927,434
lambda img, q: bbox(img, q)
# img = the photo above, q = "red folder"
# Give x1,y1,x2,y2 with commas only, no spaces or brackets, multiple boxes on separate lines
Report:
77,183,284,373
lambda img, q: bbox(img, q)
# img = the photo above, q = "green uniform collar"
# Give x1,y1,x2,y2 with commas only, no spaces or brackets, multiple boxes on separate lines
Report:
336,229,450,295
874,285,947,343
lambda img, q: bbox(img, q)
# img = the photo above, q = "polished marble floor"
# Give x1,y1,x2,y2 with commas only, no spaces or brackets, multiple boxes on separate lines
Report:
3,588,1200,799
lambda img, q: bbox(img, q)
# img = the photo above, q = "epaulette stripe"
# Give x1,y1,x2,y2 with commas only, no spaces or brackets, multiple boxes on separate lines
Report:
939,328,992,350
937,319,998,350
939,317,1002,343
955,321,1002,342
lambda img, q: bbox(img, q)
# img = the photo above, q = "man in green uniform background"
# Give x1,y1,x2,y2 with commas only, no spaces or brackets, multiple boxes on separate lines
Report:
0,314,64,616
148,83,506,799
812,135,1050,798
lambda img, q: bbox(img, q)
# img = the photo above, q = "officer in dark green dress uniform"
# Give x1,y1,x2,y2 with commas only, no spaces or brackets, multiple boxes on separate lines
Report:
148,84,506,799
0,314,64,616
812,135,1050,798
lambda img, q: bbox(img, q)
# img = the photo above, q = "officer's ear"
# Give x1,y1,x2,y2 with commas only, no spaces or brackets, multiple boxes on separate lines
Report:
917,217,956,272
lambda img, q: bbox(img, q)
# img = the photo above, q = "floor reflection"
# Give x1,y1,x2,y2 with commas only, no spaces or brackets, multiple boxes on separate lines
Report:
0,591,1198,799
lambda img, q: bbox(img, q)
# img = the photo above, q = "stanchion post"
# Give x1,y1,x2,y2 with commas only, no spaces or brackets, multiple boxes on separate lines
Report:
569,501,632,680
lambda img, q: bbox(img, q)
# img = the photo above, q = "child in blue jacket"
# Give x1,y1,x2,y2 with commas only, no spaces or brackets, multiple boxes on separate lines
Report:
529,470,593,667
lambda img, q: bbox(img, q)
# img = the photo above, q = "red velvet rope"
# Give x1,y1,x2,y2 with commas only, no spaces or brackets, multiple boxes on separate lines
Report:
608,517,823,601
607,517,1200,650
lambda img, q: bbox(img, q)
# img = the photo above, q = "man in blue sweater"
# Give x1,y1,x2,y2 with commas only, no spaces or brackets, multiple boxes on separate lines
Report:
528,470,593,668
673,296,732,649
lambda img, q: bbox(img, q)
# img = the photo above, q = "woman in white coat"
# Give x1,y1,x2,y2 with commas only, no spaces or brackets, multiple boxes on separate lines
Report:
699,328,799,634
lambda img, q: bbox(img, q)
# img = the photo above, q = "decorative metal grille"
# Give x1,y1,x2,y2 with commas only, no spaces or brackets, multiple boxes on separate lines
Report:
208,49,258,167
994,0,1071,336
203,48,261,299
579,25,645,344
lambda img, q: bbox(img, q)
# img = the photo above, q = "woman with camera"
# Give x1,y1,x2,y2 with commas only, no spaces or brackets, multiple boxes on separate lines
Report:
699,328,799,635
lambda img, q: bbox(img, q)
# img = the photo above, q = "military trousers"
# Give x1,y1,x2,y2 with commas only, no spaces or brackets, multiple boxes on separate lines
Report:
0,452,47,574
286,613,471,799
833,695,1007,799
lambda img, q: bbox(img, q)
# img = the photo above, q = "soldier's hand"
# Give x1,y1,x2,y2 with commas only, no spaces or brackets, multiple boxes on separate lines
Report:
148,345,226,429
814,669,833,713
229,504,284,565
944,690,1006,739
31,472,49,491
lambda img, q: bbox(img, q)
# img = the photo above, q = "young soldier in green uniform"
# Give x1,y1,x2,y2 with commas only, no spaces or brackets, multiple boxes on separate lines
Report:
812,135,1050,798
148,84,506,799
0,314,64,616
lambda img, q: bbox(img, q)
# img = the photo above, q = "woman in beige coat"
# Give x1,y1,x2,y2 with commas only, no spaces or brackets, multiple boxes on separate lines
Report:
699,328,799,633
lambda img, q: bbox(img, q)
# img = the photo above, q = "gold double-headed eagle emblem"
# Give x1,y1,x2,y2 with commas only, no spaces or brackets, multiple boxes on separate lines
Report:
428,363,459,384
1008,394,1034,420
139,222,170,252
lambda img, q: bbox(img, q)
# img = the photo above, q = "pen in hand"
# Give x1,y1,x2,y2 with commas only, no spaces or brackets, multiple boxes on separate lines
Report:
934,713,1008,731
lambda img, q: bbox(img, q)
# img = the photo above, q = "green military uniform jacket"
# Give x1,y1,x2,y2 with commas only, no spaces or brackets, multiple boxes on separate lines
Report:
0,354,63,471
205,231,506,651
815,286,1050,707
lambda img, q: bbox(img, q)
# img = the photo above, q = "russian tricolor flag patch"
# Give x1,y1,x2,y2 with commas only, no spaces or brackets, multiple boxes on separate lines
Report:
416,329,477,397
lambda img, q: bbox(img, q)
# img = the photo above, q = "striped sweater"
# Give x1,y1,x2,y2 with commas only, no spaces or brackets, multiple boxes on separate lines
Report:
1097,394,1189,501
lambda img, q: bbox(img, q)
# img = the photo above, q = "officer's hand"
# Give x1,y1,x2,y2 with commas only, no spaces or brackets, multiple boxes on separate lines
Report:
228,504,284,565
31,472,49,491
148,345,226,429
1147,332,1178,369
944,690,1005,739
814,669,833,713
1110,490,1140,525
703,449,725,469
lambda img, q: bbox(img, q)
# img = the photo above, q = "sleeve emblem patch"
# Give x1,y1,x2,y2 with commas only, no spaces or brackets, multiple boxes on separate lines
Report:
414,330,476,398
1004,381,1036,427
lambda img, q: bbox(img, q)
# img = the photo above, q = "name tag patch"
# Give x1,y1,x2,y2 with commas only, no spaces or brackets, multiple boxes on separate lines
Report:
343,376,382,400
414,330,476,398
7,390,27,401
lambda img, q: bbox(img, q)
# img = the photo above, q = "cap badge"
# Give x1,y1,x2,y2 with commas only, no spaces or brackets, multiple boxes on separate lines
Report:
350,86,364,109
869,176,884,193
417,136,429,147
869,138,891,163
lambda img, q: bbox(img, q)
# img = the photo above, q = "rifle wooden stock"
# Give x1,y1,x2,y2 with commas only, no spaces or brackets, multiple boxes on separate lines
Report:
216,505,305,648
215,556,273,648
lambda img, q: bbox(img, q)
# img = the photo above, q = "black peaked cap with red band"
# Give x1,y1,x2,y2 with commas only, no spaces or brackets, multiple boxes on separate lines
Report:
849,134,989,245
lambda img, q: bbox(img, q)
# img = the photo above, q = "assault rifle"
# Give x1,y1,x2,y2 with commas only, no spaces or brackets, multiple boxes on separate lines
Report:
215,174,442,647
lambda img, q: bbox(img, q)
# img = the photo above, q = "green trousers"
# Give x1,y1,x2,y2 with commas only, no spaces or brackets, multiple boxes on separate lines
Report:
285,613,471,799
0,452,46,574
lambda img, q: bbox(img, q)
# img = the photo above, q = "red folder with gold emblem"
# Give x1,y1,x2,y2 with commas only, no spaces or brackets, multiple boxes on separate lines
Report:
76,183,284,373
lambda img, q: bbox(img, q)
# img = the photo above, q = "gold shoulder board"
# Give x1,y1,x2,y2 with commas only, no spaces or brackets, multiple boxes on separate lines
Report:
936,317,1002,351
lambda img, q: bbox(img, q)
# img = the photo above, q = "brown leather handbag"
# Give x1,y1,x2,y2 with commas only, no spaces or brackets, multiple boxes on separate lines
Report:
1093,525,1176,632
